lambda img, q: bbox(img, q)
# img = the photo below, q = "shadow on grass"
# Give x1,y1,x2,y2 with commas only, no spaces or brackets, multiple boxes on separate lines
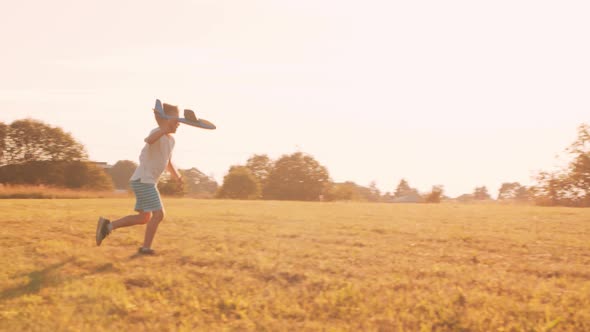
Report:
0,257,115,302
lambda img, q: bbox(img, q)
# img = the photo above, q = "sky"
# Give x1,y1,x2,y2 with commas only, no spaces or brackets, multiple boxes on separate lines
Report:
1,0,589,197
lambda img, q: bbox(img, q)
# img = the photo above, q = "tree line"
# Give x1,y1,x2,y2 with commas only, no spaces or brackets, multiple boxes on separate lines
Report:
213,123,590,206
0,119,112,190
3,118,590,206
216,153,329,200
214,157,526,204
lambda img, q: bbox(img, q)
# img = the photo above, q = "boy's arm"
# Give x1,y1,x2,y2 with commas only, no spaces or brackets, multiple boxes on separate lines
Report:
144,128,167,145
167,158,182,181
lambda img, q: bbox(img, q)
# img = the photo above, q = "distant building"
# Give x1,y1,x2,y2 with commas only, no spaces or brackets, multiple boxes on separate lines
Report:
391,192,424,203
455,194,475,202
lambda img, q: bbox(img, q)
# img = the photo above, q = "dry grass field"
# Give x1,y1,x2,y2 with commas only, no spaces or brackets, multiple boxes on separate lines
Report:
0,185,129,199
1,199,589,331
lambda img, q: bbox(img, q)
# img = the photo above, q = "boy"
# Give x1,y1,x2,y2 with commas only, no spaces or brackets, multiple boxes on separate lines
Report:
95,102,183,255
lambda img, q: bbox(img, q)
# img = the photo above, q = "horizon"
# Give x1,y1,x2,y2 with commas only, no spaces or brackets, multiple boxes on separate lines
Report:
2,1,589,197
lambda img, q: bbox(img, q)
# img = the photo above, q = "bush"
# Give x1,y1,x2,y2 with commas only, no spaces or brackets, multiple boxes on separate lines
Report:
0,161,113,190
262,152,330,201
217,166,260,199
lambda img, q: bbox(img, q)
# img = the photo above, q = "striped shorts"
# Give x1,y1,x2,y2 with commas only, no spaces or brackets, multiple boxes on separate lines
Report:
130,179,163,212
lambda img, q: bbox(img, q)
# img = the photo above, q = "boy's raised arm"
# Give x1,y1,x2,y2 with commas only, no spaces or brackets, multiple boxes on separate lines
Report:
144,128,166,145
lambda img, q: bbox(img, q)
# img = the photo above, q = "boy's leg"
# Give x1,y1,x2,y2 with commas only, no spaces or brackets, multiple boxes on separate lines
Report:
111,212,152,230
142,209,164,249
96,212,151,246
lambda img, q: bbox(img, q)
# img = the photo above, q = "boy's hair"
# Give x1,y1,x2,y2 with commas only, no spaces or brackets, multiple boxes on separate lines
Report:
155,103,180,126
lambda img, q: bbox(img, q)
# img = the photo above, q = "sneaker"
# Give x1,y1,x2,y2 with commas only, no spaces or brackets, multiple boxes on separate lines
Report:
138,247,155,255
96,217,111,246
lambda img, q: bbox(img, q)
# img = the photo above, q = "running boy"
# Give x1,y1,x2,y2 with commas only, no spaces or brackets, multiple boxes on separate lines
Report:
95,102,183,255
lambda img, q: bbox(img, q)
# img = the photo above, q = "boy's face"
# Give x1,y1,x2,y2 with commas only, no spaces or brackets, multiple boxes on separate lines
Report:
163,111,180,133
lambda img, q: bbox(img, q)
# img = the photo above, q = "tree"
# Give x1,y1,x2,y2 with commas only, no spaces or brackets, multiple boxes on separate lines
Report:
246,154,273,190
325,182,357,201
158,176,185,197
564,124,590,205
368,181,381,202
534,124,590,206
533,171,571,206
498,182,519,200
514,186,531,201
181,167,218,197
3,119,86,164
0,122,6,166
473,186,491,200
323,181,381,202
64,162,114,190
109,160,138,190
263,152,330,201
497,182,530,201
217,166,260,199
424,185,444,203
393,179,419,199
393,179,411,198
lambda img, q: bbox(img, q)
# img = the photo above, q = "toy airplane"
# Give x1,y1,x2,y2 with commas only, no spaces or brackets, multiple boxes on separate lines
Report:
154,99,216,130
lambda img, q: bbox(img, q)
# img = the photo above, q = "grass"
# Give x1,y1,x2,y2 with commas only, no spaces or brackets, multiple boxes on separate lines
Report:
1,199,589,331
0,185,129,199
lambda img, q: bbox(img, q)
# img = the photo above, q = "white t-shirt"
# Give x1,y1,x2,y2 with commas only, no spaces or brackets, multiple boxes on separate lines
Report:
130,128,176,184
